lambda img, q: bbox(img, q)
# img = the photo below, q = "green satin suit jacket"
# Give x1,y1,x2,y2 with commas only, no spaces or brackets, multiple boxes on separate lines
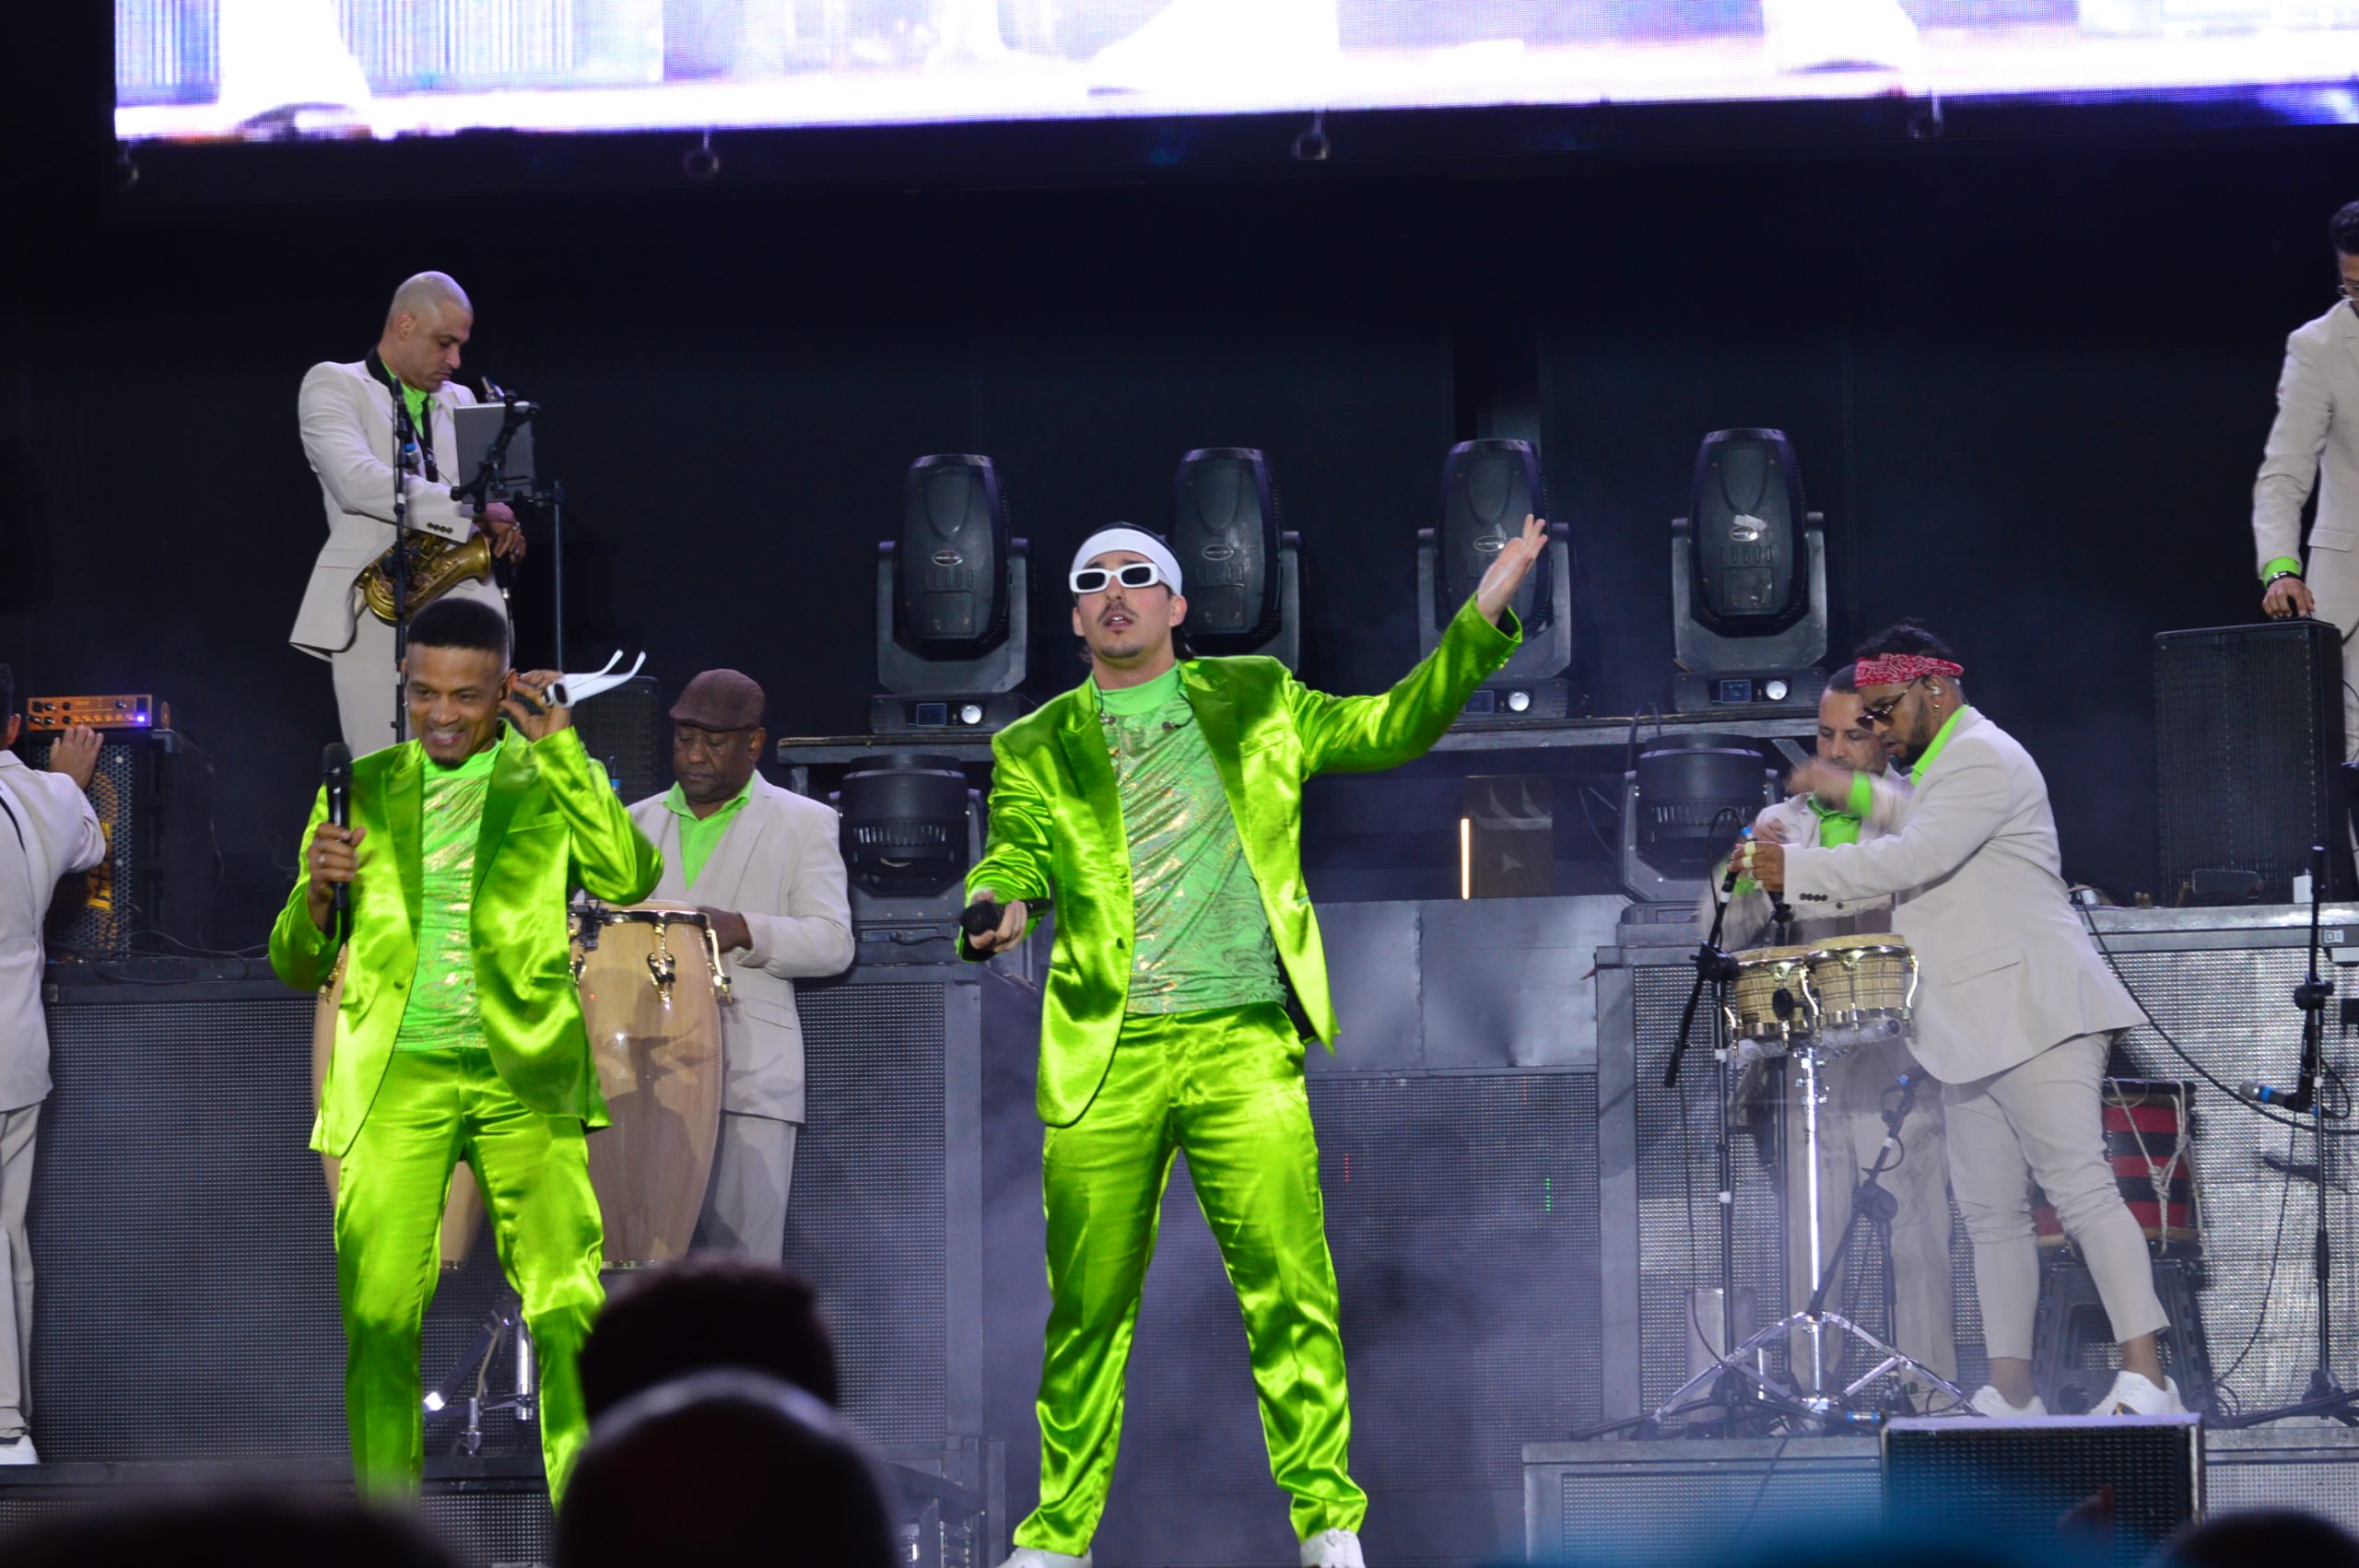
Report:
966,595,1520,1125
270,725,663,1158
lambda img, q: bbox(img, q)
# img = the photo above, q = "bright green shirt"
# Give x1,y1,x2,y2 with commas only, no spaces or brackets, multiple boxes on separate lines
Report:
1097,665,1286,1016
662,773,757,886
393,744,499,1052
2262,556,2303,582
1910,706,1972,786
398,380,434,434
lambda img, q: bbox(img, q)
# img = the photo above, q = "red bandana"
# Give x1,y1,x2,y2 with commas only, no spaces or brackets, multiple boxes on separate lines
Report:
1855,653,1962,686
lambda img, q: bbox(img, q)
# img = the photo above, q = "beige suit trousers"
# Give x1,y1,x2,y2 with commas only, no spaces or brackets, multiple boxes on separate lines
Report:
0,1104,39,1438
1942,1033,2167,1362
698,1112,797,1261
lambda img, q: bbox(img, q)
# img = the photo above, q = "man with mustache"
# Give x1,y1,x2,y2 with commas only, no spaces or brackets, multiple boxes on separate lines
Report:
966,518,1546,1568
271,597,661,1500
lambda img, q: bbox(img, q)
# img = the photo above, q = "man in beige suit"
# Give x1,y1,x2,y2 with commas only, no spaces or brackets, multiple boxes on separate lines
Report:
1707,665,1953,1402
293,272,523,756
2255,201,2359,759
1751,622,2177,1419
628,671,853,1258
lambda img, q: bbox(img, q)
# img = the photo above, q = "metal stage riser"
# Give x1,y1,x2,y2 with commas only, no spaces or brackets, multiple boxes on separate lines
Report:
1524,1428,2359,1564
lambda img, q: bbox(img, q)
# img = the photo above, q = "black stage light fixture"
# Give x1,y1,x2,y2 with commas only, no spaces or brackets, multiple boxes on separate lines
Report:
1617,731,1779,904
874,454,1032,733
1170,446,1300,667
836,752,974,898
1670,428,1827,713
1417,439,1575,724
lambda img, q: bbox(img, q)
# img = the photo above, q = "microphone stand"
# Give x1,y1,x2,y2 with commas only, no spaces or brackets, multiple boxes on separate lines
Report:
1656,819,1767,1433
389,392,417,745
2219,842,2359,1428
451,388,563,667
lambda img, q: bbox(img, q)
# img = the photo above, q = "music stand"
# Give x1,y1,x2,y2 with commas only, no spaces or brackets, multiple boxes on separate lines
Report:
452,395,569,667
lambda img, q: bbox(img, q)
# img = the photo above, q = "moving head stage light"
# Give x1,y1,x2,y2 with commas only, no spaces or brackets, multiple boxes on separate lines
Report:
1170,447,1300,668
1417,439,1574,723
833,752,985,950
1618,731,1780,904
1671,428,1827,713
874,454,1032,733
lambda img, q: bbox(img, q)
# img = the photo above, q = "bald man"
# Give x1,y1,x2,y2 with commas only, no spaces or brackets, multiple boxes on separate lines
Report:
293,272,526,757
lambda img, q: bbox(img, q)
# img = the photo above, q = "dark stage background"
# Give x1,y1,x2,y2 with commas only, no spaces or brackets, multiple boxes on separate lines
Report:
6,14,2358,938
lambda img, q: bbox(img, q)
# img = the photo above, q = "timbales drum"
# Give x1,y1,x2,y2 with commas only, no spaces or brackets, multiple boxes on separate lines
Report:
571,900,730,1268
2033,1078,2201,1257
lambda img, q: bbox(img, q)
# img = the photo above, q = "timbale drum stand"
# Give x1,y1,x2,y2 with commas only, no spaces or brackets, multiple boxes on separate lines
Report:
426,1292,537,1455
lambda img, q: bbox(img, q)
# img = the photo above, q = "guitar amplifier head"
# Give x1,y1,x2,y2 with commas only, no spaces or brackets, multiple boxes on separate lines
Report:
2154,621,2350,904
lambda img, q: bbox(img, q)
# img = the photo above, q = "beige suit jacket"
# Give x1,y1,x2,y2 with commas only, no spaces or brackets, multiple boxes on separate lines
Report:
628,776,853,1123
289,359,487,658
1781,709,2140,1085
2254,301,2359,626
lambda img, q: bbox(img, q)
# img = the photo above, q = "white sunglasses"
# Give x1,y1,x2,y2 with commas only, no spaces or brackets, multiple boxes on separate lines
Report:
1070,561,1166,594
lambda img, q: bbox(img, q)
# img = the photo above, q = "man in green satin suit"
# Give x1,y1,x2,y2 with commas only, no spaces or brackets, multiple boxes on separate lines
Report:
964,517,1548,1568
269,597,661,1501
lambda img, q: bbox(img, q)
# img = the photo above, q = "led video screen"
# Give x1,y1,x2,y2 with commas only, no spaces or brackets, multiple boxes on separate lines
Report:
117,2,2359,143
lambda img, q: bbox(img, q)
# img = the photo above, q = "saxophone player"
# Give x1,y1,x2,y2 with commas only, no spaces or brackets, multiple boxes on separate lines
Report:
292,272,526,756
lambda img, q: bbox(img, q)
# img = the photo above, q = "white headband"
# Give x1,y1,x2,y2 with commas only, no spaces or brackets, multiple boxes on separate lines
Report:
1071,526,1182,596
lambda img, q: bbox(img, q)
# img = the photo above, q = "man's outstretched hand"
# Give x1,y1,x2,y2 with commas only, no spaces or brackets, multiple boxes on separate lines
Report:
1474,513,1549,627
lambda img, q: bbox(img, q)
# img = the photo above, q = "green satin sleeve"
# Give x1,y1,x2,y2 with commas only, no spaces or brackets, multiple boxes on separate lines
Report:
270,786,343,992
962,736,1056,961
1285,596,1520,776
534,727,663,903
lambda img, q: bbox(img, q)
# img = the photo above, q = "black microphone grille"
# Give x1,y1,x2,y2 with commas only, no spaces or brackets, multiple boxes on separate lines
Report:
323,743,354,778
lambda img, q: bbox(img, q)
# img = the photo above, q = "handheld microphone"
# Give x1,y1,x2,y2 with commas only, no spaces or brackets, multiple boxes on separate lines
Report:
2238,1079,2308,1109
959,895,1054,941
323,743,353,942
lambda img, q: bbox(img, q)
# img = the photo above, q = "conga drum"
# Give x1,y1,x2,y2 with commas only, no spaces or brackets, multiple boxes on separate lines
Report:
571,901,729,1268
2032,1078,2201,1257
311,950,486,1267
1724,944,1817,1061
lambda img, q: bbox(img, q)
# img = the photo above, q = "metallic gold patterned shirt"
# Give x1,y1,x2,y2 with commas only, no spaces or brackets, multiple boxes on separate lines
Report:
393,744,498,1051
1098,665,1285,1016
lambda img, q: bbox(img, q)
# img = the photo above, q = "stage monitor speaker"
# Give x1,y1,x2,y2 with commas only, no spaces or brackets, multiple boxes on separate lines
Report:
1435,439,1551,637
19,728,214,956
1170,448,1284,652
570,673,667,805
2154,620,2350,903
895,454,1012,662
1884,1414,2201,1565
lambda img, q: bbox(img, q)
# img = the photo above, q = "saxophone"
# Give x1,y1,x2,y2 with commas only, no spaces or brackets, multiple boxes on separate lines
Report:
358,530,494,625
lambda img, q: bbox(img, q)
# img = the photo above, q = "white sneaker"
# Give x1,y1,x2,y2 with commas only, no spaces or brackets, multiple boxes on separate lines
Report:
1967,1384,2048,1418
1300,1528,1366,1568
2099,1370,2183,1416
0,1434,37,1465
996,1550,1090,1568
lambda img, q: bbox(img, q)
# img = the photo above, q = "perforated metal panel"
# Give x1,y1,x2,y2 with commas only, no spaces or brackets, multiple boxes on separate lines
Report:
1884,1416,2201,1565
786,979,953,1446
2101,940,2359,1417
32,989,346,1460
1632,966,1790,1411
1095,1071,1602,1567
570,676,667,807
1534,1437,1882,1566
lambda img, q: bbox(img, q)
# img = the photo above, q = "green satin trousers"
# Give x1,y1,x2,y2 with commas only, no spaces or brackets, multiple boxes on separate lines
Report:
1015,1002,1366,1552
334,1048,605,1501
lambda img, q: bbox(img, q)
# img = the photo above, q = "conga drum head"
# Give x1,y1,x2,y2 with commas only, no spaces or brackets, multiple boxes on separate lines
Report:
1725,944,1817,1052
571,901,728,1268
311,950,484,1268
